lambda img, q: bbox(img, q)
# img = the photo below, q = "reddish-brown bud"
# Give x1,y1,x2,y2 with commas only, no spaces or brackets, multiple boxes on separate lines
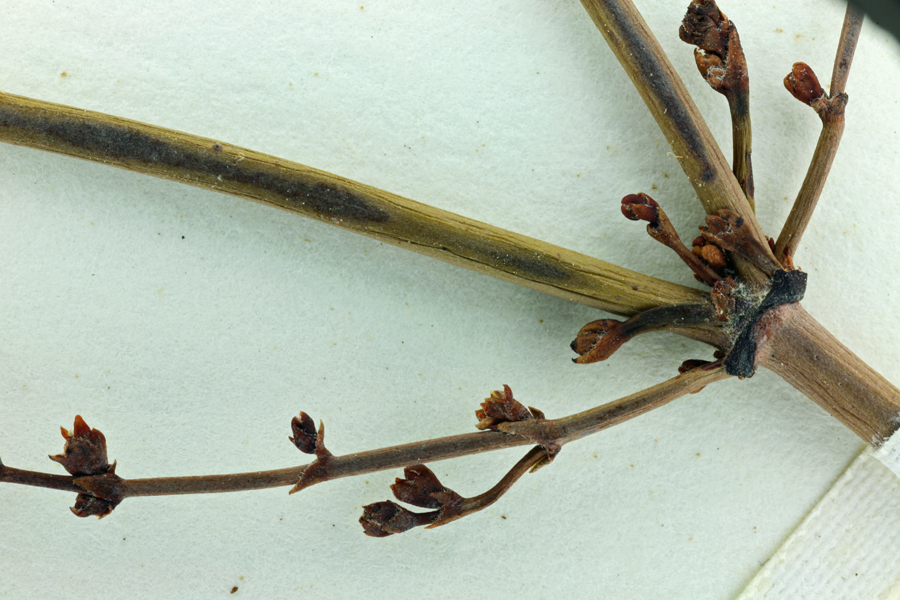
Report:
680,0,748,97
391,465,462,510
621,193,660,223
701,209,780,275
784,62,825,106
570,319,627,365
475,385,535,430
69,472,124,519
359,501,436,537
289,419,333,494
698,243,728,272
694,50,726,87
680,0,728,55
49,415,111,477
70,494,118,519
678,359,718,393
289,412,317,454
711,277,738,321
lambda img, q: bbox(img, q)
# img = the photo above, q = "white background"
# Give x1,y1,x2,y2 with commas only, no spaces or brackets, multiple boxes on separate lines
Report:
1,1,898,598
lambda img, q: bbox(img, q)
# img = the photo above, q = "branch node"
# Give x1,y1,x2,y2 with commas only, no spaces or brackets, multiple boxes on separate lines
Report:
289,419,334,494
360,446,548,537
48,416,122,519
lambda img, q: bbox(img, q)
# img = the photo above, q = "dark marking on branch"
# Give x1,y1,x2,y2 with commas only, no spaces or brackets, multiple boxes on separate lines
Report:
0,107,390,224
724,269,807,376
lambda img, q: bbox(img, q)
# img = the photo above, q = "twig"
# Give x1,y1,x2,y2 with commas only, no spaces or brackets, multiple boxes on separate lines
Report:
576,0,776,288
679,0,754,209
0,366,726,505
501,363,729,445
774,4,863,263
0,91,701,318
830,3,865,97
571,303,718,364
0,462,83,494
359,447,549,536
621,193,723,286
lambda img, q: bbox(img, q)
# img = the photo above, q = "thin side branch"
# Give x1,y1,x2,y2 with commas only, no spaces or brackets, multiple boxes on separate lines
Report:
0,91,702,318
679,0,754,209
358,447,549,536
458,446,550,514
773,107,845,262
728,94,753,210
830,3,865,97
0,366,727,503
500,363,729,445
577,0,776,288
774,5,863,262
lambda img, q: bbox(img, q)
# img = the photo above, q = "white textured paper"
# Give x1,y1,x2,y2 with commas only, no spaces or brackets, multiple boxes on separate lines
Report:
1,2,899,599
738,448,900,599
874,429,900,479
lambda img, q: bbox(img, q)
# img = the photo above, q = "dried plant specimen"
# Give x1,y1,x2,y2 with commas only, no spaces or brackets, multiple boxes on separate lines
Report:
1,1,898,598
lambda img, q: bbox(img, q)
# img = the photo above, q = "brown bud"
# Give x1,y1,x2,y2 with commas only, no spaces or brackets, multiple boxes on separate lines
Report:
289,419,333,494
475,385,534,429
784,62,825,106
680,1,728,51
681,2,748,98
570,319,627,365
694,49,727,88
359,501,436,537
49,415,111,477
70,494,118,519
621,193,660,223
701,210,780,275
391,465,462,510
698,243,728,272
289,411,317,454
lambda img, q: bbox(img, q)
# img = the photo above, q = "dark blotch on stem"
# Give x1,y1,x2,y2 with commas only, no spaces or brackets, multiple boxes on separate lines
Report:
724,269,807,376
0,108,390,224
484,250,571,283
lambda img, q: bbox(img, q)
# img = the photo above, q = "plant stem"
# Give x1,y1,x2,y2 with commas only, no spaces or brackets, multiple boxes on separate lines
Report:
679,0,754,210
0,91,701,318
774,5,863,262
502,363,729,445
830,3,865,97
449,446,549,524
0,367,725,500
728,86,754,211
755,303,900,443
0,464,83,493
577,0,774,288
773,113,844,262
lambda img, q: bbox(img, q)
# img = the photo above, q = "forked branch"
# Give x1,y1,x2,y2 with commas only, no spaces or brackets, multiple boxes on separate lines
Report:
0,366,728,527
